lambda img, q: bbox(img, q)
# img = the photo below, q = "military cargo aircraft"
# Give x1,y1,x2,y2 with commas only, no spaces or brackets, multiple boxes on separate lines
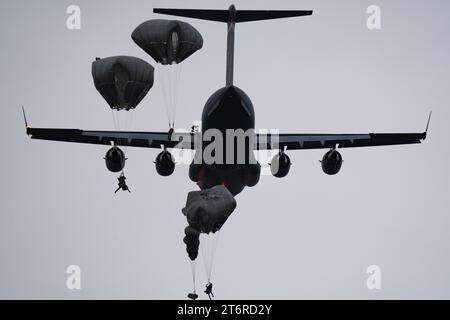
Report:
24,5,430,196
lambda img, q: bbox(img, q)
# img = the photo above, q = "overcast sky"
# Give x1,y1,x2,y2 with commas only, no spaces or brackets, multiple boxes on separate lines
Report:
1,0,449,299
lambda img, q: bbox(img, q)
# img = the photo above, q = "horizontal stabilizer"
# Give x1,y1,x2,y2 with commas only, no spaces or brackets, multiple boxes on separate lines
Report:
236,10,313,22
153,8,313,23
154,9,229,22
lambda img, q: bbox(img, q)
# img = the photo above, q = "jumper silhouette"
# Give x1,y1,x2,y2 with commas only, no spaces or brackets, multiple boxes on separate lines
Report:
204,282,214,300
168,127,175,141
115,173,131,194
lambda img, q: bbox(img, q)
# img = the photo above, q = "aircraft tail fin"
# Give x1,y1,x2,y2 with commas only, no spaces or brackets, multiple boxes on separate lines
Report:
153,8,313,23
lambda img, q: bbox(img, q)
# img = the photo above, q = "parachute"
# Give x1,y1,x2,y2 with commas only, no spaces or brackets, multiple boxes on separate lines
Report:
92,56,155,111
182,186,237,294
132,19,203,128
183,226,200,261
182,186,237,234
183,226,201,297
92,56,154,186
131,19,203,65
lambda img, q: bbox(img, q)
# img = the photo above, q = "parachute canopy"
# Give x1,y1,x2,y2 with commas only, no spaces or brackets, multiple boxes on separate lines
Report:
182,186,237,234
92,56,154,111
183,226,200,261
132,19,203,65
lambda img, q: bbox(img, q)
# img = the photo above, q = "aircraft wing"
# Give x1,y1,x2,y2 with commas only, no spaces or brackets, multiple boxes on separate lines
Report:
25,109,431,152
254,132,428,150
255,113,431,150
26,127,196,149
26,127,428,151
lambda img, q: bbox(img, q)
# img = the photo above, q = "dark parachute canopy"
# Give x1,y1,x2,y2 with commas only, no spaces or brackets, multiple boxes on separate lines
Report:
182,186,237,235
132,19,203,65
183,226,200,261
92,56,154,111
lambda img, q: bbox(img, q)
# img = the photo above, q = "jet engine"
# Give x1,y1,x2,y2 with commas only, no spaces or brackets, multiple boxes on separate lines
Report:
155,150,176,176
270,152,291,178
321,149,343,175
105,147,126,173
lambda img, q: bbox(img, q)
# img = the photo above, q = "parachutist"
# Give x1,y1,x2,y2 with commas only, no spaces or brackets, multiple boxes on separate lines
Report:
168,127,175,141
115,173,131,194
187,292,198,300
204,282,214,300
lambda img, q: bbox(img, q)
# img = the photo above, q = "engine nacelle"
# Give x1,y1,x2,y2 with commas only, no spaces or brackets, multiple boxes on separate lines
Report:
105,147,126,173
321,150,343,175
155,151,176,176
270,152,291,178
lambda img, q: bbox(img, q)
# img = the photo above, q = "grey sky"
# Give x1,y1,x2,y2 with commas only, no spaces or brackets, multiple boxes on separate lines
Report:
1,0,449,299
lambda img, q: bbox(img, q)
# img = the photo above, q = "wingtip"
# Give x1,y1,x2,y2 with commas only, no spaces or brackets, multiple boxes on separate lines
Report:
424,111,432,140
426,111,432,132
22,106,31,135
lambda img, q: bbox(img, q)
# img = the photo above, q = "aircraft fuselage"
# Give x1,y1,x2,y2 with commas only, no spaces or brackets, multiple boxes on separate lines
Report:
189,85,261,196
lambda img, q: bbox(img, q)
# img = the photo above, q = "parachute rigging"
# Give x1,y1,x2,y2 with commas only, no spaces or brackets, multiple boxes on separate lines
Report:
201,232,220,284
190,260,197,298
159,63,183,128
